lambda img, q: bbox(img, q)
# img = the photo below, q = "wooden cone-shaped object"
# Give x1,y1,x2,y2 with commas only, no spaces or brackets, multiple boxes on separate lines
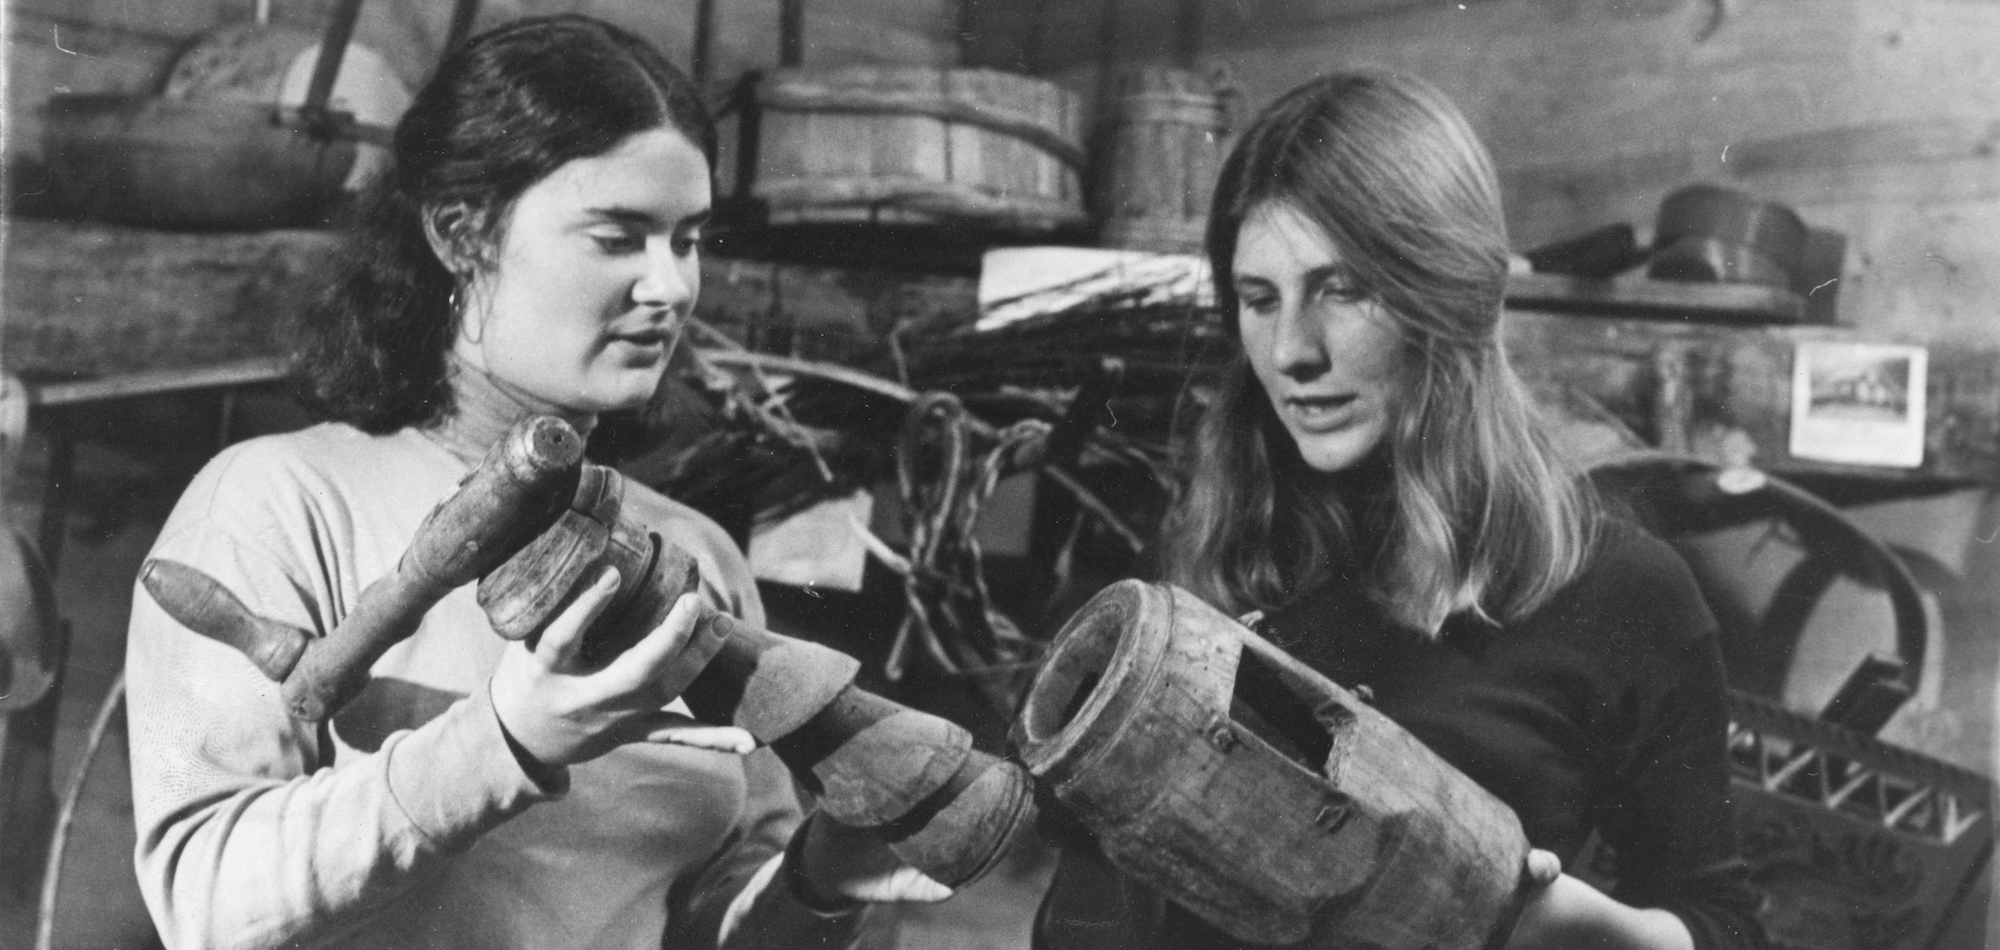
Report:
476,460,1037,889
1013,580,1530,950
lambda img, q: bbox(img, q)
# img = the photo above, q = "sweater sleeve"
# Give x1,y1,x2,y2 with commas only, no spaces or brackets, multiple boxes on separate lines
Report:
1592,544,1769,950
125,453,562,950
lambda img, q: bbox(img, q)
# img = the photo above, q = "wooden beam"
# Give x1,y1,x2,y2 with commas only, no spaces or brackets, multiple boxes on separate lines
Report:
2,219,979,380
23,357,288,407
2,221,338,380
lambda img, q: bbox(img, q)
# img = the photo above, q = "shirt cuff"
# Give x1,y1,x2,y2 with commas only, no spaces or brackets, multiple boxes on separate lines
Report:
715,843,866,949
718,853,789,942
383,683,566,851
781,816,868,916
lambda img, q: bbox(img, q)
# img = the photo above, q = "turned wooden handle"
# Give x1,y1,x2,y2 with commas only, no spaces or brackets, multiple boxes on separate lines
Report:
281,415,586,721
141,558,312,682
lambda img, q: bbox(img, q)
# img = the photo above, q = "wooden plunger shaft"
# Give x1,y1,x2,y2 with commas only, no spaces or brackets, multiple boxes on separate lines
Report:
143,415,585,722
140,558,310,681
280,416,583,720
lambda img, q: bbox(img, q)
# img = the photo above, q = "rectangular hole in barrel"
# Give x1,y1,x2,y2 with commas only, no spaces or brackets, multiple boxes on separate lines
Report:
1229,646,1333,773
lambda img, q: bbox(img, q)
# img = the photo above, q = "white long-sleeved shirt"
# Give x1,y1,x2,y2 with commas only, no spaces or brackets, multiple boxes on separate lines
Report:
125,420,829,949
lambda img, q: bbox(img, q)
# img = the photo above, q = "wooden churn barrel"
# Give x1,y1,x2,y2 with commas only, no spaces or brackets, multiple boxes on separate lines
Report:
1092,68,1231,254
39,0,406,232
732,67,1089,233
160,22,412,193
1013,580,1532,950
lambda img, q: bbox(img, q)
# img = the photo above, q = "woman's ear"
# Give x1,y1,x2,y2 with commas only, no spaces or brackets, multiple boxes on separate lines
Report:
420,202,482,275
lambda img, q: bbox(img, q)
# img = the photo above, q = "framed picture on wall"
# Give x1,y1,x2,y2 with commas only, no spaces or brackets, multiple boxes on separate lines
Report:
1788,340,1928,468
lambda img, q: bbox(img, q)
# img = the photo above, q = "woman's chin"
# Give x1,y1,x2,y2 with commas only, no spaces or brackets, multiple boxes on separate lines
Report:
566,373,667,415
1291,429,1384,475
594,388,662,414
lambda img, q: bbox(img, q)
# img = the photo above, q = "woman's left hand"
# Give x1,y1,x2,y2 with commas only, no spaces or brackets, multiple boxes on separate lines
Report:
1505,853,1694,950
793,811,954,905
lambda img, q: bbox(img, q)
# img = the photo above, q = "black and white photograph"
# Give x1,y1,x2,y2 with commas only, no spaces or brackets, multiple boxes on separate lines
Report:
1790,340,1928,468
2,2,1997,949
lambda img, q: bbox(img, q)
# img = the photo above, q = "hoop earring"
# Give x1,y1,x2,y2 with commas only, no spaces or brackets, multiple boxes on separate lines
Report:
451,276,487,344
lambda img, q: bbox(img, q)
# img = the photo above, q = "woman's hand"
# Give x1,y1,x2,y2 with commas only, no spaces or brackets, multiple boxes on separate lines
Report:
489,566,753,771
1523,848,1562,889
792,810,954,906
1505,851,1694,950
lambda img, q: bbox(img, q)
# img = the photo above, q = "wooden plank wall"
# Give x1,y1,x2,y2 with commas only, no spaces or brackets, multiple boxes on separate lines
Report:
1018,0,2000,349
3,0,959,191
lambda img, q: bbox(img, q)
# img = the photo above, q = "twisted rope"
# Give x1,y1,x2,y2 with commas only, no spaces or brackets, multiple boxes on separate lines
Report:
883,393,1048,713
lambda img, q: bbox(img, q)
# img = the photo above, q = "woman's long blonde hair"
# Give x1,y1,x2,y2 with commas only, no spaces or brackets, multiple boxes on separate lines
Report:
1158,70,1600,635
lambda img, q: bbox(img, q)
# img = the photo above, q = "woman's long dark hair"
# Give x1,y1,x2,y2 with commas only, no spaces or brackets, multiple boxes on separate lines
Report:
1158,70,1600,635
291,14,715,432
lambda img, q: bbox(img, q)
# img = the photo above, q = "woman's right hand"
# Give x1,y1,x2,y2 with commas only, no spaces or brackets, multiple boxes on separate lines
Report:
489,566,753,771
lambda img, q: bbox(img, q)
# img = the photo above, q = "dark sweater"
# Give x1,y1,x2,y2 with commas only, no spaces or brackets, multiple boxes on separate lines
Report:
1253,517,1767,950
1036,518,1768,950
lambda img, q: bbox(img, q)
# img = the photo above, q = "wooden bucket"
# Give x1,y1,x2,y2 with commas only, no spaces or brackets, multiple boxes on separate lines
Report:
1013,580,1530,950
739,67,1088,232
1092,68,1229,254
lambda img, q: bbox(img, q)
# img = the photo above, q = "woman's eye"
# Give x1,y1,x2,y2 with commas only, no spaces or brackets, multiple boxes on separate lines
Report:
591,231,645,254
1236,288,1279,314
1313,274,1367,304
672,231,702,255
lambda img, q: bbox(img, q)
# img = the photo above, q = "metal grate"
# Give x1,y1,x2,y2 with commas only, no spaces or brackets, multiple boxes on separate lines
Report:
1728,699,1988,847
1728,691,1993,950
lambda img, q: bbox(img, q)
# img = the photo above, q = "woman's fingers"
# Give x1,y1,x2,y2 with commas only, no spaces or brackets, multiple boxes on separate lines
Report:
600,592,704,692
799,811,955,904
839,865,954,904
873,866,953,903
657,601,731,699
644,713,757,754
1523,848,1562,888
536,566,621,670
492,580,751,770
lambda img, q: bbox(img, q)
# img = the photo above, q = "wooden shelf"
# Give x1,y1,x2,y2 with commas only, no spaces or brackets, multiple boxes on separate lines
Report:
22,356,287,407
1503,308,1997,489
1505,272,1810,324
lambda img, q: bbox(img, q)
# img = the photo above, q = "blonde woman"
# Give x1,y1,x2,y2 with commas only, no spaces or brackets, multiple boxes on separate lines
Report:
1147,71,1766,950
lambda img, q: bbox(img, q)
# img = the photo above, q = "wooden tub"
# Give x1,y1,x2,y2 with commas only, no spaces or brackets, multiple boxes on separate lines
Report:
730,66,1088,233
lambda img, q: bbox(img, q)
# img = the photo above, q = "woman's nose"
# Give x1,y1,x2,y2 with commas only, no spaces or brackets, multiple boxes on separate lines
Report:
1270,307,1329,378
632,240,695,308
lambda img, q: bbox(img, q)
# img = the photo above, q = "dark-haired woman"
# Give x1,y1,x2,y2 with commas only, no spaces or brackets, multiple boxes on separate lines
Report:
125,16,941,950
1059,72,1766,949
